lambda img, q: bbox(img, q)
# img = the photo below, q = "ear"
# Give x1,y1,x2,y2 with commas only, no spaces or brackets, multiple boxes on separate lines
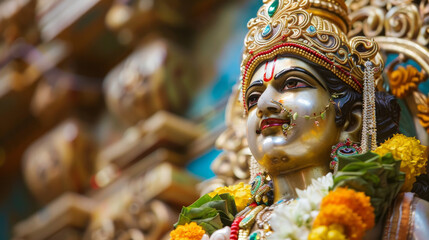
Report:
339,101,362,143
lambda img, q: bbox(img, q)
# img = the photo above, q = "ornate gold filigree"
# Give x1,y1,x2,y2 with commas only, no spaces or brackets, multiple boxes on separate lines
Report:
87,200,176,240
348,0,423,40
348,6,385,37
241,0,382,109
387,65,426,98
385,5,421,39
199,89,252,195
418,0,429,45
415,92,429,134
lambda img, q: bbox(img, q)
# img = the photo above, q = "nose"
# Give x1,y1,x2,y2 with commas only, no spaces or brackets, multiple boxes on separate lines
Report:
256,87,281,117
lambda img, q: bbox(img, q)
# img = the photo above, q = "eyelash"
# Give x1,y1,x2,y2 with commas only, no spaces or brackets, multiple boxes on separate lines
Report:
246,78,312,109
247,93,260,109
282,78,310,91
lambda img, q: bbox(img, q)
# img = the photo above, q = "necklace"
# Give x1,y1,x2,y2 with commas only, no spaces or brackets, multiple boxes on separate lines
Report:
230,173,275,240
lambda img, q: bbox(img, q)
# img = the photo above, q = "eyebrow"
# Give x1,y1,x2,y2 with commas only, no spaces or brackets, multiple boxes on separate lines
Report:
245,80,264,95
274,67,327,90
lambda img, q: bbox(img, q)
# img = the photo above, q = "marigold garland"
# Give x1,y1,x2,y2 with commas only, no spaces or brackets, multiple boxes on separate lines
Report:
170,222,205,240
320,188,375,230
308,224,348,240
374,134,427,192
313,188,375,240
208,182,251,212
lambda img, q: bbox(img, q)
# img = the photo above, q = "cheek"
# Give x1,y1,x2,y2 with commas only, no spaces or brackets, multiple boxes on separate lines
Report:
246,111,264,158
278,91,327,116
246,111,259,141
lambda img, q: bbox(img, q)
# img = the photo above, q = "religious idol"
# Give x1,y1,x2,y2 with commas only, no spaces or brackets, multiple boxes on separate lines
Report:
171,0,429,239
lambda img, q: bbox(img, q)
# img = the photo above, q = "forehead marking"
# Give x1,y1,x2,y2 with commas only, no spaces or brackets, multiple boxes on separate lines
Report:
263,56,277,82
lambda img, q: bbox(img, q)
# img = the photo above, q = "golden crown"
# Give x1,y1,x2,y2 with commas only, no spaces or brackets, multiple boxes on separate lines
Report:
240,0,383,109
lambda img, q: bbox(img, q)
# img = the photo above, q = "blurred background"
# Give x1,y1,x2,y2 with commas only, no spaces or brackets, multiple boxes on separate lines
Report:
0,0,261,239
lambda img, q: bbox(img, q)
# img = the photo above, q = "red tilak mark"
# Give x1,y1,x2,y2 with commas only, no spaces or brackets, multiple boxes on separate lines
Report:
242,42,364,111
263,56,277,82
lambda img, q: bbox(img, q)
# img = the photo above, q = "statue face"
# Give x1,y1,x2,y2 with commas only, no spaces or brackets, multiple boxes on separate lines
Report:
246,57,342,175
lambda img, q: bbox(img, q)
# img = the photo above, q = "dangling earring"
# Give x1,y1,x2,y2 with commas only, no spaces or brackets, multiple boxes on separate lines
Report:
330,139,362,173
361,60,377,152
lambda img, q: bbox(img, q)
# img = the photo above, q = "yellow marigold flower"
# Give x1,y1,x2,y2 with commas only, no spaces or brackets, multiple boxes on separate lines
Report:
313,205,364,240
170,222,205,240
308,226,328,240
327,224,347,240
208,182,251,212
309,225,348,240
374,134,428,192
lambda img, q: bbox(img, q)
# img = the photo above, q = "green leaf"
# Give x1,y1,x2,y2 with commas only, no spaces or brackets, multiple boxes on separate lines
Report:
174,193,238,235
219,193,237,216
189,194,214,208
333,150,406,222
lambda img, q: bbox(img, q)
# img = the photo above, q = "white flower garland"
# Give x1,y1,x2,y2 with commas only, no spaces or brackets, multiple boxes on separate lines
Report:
268,173,334,240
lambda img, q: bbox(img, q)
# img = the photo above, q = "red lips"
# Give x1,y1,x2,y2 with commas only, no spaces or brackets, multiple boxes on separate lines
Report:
260,118,289,130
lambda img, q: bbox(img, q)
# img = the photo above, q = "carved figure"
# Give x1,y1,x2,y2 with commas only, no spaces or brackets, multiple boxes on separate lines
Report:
172,0,429,239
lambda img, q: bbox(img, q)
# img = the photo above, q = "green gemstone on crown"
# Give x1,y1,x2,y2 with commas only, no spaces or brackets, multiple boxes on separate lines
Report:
268,0,279,17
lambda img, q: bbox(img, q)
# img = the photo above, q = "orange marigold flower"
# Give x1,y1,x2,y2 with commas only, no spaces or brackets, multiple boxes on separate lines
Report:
313,188,375,240
313,205,365,240
170,222,205,240
320,188,375,230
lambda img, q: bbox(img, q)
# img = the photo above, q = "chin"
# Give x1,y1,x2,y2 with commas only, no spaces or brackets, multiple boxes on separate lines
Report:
251,134,323,174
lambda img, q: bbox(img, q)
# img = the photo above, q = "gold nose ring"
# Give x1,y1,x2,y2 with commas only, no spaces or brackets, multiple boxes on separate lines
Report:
256,110,263,118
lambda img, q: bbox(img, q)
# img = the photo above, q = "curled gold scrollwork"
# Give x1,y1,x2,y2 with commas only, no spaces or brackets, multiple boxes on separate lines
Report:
349,6,385,38
418,0,429,46
303,30,342,53
387,65,426,98
417,26,429,46
385,5,421,39
370,0,387,8
348,0,422,40
124,200,176,240
347,0,371,11
415,92,429,134
117,229,145,240
89,219,119,240
350,36,383,74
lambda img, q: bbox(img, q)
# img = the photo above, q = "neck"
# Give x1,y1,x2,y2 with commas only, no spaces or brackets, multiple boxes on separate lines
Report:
271,165,330,202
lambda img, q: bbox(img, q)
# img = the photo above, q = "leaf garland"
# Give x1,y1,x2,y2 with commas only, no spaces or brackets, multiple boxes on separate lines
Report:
174,193,237,235
333,151,404,221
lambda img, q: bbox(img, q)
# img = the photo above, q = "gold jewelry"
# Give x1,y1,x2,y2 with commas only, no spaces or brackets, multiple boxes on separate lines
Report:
240,0,383,111
361,60,378,152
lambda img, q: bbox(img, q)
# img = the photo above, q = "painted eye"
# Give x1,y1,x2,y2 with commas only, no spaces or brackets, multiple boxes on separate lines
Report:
283,79,309,90
247,93,260,109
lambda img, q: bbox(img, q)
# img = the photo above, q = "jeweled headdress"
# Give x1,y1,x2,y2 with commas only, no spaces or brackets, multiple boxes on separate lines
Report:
240,0,384,100
240,0,383,151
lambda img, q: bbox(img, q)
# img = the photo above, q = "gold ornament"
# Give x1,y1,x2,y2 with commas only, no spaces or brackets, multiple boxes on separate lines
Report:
240,0,384,110
387,65,426,99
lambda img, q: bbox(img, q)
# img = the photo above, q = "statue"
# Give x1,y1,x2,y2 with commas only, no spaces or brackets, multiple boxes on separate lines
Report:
171,0,429,239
